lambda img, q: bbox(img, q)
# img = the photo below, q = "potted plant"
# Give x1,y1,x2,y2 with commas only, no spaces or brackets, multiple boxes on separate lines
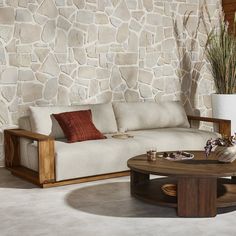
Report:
205,12,236,134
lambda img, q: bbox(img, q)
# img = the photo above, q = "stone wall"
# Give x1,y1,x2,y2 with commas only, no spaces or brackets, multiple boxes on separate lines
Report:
0,0,220,166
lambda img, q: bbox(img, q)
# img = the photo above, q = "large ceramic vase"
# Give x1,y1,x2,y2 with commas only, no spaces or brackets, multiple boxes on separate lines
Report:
211,94,236,135
214,146,236,163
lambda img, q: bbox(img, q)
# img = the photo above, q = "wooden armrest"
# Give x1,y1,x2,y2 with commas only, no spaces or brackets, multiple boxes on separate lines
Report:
187,115,231,124
4,129,55,185
4,129,54,141
187,115,231,137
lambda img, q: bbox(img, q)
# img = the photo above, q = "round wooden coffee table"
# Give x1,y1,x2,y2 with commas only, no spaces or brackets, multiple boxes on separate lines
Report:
127,151,236,217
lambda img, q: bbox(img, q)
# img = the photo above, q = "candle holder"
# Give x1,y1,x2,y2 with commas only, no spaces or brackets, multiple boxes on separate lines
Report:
147,149,157,161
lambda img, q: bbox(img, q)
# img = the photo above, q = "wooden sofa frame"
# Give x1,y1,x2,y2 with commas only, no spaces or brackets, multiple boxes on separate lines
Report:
4,115,231,188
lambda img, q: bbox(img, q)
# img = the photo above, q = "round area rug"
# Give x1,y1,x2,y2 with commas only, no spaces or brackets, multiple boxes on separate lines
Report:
65,181,177,218
66,181,236,218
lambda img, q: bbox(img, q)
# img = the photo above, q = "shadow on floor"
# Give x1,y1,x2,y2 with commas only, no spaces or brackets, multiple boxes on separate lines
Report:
0,168,36,189
65,181,236,218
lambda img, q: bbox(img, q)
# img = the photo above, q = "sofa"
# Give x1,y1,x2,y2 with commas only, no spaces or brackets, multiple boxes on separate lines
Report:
4,101,231,187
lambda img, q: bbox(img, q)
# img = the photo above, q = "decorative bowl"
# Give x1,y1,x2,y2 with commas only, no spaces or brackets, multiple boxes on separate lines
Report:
161,184,177,197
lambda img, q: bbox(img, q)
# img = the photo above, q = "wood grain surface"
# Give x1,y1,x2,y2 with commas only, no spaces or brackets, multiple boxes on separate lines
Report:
222,0,236,34
128,151,236,178
187,115,231,137
129,151,236,217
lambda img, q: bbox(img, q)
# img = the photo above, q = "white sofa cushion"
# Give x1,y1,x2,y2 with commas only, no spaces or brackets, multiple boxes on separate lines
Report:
19,116,32,131
24,128,220,180
113,101,190,131
29,103,117,138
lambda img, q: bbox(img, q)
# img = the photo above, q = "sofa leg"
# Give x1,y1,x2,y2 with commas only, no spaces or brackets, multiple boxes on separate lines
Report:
4,131,20,168
38,139,55,184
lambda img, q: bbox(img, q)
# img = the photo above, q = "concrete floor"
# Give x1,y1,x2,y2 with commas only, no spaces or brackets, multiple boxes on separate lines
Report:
1,168,236,236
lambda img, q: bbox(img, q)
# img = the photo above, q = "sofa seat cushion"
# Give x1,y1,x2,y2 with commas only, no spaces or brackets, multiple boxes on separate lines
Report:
29,103,117,138
113,101,190,132
128,128,221,152
24,128,220,181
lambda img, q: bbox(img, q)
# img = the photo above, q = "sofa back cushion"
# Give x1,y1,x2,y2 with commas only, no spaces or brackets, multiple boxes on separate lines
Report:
19,116,32,131
29,103,117,138
113,101,190,131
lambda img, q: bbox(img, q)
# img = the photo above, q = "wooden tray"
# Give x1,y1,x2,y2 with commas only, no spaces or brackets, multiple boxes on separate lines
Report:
112,133,134,139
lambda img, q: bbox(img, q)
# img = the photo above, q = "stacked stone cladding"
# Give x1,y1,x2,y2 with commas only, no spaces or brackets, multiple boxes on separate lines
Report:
0,0,220,166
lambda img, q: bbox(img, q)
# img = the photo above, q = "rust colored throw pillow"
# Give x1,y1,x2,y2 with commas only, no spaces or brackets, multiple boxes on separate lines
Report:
53,110,106,143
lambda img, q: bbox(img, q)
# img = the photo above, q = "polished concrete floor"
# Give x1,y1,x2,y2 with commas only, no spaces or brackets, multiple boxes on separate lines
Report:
1,168,236,236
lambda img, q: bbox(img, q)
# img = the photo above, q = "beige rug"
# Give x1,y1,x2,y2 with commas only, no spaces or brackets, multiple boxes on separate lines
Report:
1,168,236,236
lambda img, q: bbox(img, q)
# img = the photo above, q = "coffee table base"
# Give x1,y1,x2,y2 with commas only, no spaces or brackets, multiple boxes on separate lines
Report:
130,170,236,217
178,177,216,217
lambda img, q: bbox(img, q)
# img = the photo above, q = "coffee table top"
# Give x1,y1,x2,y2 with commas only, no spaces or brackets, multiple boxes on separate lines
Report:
127,151,236,177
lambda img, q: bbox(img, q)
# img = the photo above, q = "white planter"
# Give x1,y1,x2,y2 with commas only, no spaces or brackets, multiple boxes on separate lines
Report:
211,94,236,135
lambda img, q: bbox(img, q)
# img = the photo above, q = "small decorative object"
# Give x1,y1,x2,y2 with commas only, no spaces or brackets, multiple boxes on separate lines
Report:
112,133,133,139
159,151,194,161
161,184,177,197
215,145,236,163
147,149,157,161
204,134,236,163
112,127,134,139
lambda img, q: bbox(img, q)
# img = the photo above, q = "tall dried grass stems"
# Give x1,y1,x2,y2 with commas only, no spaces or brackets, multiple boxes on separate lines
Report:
205,12,236,94
173,0,236,96
172,1,209,113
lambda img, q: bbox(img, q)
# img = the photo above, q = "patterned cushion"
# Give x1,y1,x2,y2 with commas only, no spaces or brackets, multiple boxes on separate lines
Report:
53,110,106,143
